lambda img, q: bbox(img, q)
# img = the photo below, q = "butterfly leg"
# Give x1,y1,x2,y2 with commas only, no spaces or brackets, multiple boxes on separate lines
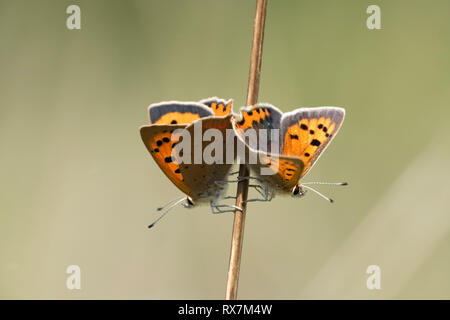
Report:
244,184,275,203
236,175,268,198
248,184,266,198
209,196,243,214
217,176,273,203
210,203,243,214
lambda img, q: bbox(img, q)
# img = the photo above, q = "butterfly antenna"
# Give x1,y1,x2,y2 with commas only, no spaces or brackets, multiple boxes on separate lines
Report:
303,185,334,203
303,181,348,186
156,196,186,211
149,197,186,229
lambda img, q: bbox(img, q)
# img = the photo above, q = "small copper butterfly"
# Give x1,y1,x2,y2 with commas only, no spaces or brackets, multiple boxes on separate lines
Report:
232,104,346,202
140,97,240,227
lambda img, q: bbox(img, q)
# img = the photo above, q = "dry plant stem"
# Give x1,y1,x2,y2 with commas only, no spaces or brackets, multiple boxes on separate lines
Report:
225,0,268,300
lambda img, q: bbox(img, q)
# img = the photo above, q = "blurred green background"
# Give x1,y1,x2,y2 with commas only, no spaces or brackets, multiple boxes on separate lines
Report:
1,0,450,299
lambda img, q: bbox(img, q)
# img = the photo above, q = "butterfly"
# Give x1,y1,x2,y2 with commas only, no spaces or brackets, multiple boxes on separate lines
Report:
232,103,346,202
140,97,240,227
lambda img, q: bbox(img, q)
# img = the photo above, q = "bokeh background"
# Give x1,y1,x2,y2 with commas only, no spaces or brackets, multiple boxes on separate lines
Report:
1,0,450,299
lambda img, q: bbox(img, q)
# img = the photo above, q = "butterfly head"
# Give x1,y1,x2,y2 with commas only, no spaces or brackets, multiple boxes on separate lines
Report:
291,184,307,198
185,196,195,208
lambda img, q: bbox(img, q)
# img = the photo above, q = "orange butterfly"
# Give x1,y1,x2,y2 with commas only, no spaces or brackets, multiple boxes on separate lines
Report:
232,104,346,202
140,97,240,227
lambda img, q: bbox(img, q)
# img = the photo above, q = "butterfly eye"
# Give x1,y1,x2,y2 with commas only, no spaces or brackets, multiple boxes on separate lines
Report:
292,185,306,197
186,197,195,207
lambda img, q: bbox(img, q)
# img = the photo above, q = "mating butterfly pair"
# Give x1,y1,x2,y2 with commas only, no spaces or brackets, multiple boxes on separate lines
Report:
140,97,346,227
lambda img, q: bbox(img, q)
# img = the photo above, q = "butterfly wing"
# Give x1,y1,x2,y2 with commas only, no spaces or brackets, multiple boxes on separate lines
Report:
148,101,214,125
248,154,304,192
199,97,233,116
280,107,345,179
141,114,234,201
233,104,283,153
232,104,304,193
143,101,218,198
234,104,282,132
140,124,190,195
179,114,234,200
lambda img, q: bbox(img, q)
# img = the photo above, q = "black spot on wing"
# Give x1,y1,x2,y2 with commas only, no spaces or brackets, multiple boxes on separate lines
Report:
311,139,321,146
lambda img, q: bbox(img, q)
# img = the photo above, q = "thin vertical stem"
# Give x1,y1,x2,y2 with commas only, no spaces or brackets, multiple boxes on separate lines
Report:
225,0,268,300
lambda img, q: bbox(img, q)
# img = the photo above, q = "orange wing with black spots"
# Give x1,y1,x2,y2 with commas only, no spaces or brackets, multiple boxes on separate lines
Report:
280,107,345,179
141,113,235,201
232,104,304,192
148,101,214,125
200,97,233,116
234,104,282,132
143,100,226,199
249,154,304,192
140,124,190,195
233,104,283,153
